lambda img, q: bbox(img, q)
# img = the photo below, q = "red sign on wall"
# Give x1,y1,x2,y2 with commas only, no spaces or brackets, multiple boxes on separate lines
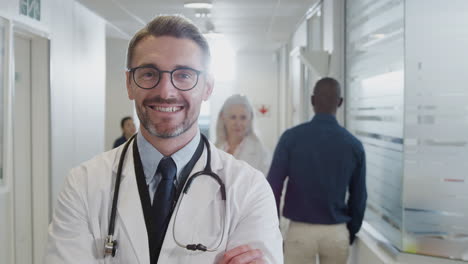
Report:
256,104,271,117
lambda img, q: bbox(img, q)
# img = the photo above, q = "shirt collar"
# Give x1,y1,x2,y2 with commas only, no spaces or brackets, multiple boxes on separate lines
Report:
136,130,201,183
311,113,338,124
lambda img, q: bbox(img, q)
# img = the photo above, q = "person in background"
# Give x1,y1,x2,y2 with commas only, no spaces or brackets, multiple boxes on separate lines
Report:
268,77,367,264
215,94,271,175
113,116,136,148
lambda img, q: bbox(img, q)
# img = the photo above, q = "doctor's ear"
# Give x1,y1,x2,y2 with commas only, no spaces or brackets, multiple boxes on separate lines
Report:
202,74,214,101
126,71,135,100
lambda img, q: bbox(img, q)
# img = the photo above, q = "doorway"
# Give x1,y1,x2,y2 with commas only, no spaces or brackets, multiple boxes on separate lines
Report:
11,28,50,264
13,33,34,264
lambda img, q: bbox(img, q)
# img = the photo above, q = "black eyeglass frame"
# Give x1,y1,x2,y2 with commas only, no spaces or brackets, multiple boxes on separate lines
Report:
127,65,203,91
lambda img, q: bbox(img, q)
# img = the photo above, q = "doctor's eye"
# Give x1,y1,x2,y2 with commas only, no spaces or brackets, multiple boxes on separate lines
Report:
136,67,158,81
173,69,196,82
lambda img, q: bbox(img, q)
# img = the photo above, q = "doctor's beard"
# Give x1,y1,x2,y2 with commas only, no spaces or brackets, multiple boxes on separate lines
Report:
136,98,197,138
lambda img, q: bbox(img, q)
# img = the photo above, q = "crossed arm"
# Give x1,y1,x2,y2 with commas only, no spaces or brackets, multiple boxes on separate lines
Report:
219,245,265,264
220,169,283,264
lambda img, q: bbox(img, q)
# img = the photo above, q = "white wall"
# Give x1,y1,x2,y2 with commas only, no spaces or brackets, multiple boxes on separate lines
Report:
208,80,236,141
0,0,107,233
0,2,106,263
291,20,308,49
48,0,106,205
105,37,134,150
0,15,13,264
281,0,345,127
323,0,345,124
288,20,308,127
234,51,279,151
206,49,279,152
276,45,289,137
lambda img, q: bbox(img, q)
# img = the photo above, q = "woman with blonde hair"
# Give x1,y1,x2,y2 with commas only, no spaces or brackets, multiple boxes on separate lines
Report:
215,94,271,175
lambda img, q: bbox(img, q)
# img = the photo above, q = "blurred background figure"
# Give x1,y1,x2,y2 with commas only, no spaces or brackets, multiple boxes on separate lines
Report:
113,116,136,148
215,94,271,175
268,78,367,264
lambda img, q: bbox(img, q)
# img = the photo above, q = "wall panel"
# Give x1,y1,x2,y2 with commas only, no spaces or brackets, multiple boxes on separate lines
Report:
48,0,106,204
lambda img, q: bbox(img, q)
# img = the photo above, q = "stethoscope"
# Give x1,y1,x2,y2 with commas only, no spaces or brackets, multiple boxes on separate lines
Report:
105,134,227,257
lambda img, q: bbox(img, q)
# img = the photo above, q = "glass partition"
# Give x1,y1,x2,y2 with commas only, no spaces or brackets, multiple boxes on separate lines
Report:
345,0,405,249
403,0,468,259
346,0,468,260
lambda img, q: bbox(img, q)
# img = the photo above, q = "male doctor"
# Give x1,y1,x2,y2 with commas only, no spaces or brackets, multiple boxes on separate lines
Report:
46,15,283,264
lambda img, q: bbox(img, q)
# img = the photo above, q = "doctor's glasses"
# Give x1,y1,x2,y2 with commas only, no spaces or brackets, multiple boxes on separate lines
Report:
128,65,203,91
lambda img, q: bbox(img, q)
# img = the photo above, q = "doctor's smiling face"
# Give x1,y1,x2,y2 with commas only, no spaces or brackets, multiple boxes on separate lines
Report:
126,35,213,139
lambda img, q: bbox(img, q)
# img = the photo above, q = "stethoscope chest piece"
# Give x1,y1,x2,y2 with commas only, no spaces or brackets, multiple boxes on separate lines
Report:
105,235,117,257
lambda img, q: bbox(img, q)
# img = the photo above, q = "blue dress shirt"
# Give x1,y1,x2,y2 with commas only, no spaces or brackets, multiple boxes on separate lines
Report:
267,113,367,242
136,131,200,203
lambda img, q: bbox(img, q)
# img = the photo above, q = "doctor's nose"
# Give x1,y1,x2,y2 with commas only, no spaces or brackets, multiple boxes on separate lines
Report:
157,72,178,99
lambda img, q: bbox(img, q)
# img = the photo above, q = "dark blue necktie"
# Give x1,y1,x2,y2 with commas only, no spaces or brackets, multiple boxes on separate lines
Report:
152,157,176,260
153,157,177,231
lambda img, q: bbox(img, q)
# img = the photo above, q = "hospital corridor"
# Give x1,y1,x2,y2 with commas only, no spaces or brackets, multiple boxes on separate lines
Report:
0,0,467,263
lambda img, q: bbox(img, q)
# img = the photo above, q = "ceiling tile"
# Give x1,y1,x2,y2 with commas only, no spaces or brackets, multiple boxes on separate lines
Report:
77,0,320,51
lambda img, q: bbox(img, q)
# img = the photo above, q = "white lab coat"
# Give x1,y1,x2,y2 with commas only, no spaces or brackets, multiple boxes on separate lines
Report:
45,140,283,264
225,135,272,176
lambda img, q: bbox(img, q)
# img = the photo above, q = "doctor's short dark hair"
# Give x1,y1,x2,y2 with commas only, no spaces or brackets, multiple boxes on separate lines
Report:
126,15,211,70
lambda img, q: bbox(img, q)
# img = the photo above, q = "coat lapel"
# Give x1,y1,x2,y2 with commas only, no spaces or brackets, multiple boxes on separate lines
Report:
113,142,149,264
110,140,224,263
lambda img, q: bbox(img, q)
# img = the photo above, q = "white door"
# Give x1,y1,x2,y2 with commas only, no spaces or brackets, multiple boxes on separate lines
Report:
0,24,49,264
13,33,33,264
0,18,14,264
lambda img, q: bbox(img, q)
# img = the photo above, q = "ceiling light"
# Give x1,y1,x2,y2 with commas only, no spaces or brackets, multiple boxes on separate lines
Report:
184,1,213,9
372,34,385,39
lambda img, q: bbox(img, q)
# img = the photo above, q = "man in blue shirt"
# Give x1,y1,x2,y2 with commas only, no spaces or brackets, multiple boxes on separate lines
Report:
268,77,367,264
